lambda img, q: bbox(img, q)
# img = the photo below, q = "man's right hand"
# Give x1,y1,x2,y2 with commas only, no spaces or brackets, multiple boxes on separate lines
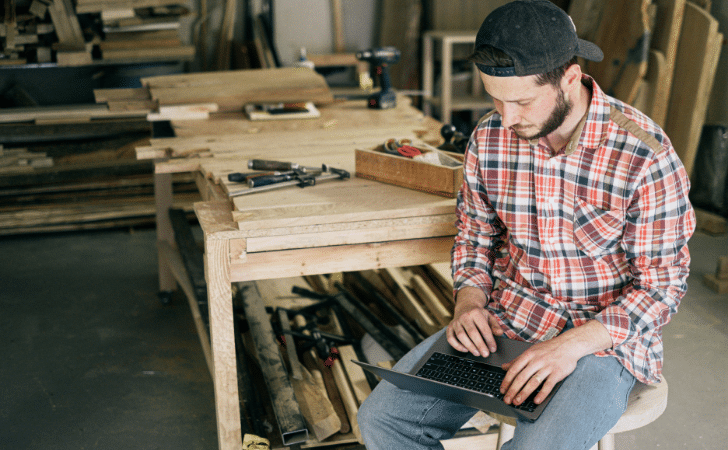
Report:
446,286,504,357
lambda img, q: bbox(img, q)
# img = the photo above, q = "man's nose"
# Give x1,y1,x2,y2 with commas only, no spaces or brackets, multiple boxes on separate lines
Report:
499,103,521,129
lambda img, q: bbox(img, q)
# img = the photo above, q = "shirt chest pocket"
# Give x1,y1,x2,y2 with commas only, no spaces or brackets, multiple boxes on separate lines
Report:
572,196,626,258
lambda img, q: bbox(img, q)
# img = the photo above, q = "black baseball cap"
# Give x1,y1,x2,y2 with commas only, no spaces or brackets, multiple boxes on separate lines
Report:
473,0,603,77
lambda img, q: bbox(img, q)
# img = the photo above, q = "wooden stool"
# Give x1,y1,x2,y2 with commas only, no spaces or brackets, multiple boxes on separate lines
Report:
490,376,668,450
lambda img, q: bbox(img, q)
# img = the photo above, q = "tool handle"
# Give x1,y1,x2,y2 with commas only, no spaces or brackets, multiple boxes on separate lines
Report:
227,172,257,182
248,159,294,171
248,173,294,188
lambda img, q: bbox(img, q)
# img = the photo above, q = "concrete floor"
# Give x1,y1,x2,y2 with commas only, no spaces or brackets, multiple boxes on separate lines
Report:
1,226,726,449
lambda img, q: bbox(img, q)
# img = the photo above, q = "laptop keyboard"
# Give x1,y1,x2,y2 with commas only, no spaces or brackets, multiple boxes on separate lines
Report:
415,352,539,412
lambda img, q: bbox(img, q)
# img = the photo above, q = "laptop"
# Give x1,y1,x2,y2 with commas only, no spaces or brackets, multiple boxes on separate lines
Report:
352,332,564,421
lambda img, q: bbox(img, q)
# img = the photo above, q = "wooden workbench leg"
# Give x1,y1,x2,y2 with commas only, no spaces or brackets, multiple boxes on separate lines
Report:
205,235,243,450
154,171,176,294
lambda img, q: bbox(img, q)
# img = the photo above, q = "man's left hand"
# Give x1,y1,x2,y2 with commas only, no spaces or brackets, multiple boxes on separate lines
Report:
499,320,614,406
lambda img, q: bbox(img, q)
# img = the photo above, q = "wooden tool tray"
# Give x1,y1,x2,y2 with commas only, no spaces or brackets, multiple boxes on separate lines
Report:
355,144,464,198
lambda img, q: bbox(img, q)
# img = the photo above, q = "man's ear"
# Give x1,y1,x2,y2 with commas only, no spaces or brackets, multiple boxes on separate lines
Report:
561,63,582,91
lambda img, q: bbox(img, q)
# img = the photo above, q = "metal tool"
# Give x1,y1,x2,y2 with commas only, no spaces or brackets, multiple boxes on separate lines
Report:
248,159,324,173
228,166,350,197
355,47,401,109
227,171,281,183
438,124,469,154
248,167,324,188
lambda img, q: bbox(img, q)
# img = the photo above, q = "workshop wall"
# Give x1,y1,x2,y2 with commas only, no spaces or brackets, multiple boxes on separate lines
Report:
273,0,376,67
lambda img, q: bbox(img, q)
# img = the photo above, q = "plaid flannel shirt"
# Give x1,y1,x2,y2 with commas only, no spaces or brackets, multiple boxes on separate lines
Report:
452,75,695,384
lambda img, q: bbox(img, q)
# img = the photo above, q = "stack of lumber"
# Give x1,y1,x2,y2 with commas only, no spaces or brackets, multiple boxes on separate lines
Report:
139,67,335,113
0,119,200,235
0,1,56,65
573,0,723,179
0,103,149,124
0,146,53,173
0,0,194,65
91,67,335,120
246,268,498,450
247,265,455,449
91,2,194,62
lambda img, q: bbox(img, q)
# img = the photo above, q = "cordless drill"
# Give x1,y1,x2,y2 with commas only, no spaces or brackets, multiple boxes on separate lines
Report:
355,47,401,109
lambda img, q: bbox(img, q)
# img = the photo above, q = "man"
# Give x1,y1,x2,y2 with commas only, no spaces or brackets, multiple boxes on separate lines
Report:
357,1,695,449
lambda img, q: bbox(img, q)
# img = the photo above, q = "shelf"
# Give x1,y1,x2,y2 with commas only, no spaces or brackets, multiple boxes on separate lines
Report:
422,30,482,124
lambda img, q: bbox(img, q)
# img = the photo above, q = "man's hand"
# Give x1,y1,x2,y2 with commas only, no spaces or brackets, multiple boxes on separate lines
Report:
446,287,504,357
499,320,613,406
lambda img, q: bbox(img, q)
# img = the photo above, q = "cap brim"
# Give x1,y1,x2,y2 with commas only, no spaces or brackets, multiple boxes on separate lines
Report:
576,39,604,62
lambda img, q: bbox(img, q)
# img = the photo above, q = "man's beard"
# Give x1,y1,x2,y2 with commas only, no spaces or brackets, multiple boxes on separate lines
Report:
512,88,572,140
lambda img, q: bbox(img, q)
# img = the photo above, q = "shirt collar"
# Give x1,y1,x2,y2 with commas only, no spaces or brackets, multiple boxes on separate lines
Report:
529,75,607,156
576,75,611,152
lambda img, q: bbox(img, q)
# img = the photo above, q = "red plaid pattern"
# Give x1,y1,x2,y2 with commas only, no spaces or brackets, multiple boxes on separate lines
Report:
452,76,696,384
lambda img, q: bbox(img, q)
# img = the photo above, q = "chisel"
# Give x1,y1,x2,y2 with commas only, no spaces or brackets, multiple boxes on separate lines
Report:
227,171,282,183
248,169,323,188
248,159,324,173
229,170,349,196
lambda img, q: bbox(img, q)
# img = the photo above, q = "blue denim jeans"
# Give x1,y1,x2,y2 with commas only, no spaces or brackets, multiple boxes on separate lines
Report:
358,328,636,450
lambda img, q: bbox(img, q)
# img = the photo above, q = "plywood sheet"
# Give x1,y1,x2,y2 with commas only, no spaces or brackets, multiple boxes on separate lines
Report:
665,2,722,177
650,0,686,127
587,0,652,104
633,50,667,119
231,175,456,229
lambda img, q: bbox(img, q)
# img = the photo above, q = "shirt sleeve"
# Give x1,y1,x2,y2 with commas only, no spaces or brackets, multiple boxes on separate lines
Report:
451,134,509,299
595,143,696,348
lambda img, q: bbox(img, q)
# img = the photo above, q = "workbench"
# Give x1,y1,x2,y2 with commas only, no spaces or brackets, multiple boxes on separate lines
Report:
139,95,459,450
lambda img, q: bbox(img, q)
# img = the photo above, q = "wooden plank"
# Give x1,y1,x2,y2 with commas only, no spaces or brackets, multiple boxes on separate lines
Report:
703,273,728,294
568,0,605,42
141,67,334,112
409,272,452,327
47,0,85,48
101,45,195,61
295,316,352,437
99,38,182,50
94,87,151,103
650,0,686,127
231,177,456,231
694,207,726,235
632,50,667,119
146,103,218,121
229,236,454,283
665,2,722,178
75,0,183,13
103,28,179,42
715,256,728,280
379,267,441,336
441,433,499,450
0,104,145,124
55,50,93,66
586,0,651,104
245,220,456,253
290,366,341,442
337,345,372,406
237,214,456,239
